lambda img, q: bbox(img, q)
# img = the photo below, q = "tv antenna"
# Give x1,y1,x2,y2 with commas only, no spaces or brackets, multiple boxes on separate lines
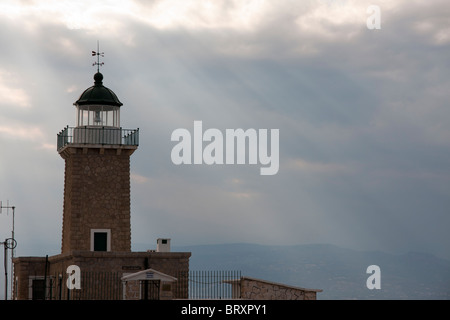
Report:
92,41,104,72
0,200,16,300
1,238,16,300
0,201,15,250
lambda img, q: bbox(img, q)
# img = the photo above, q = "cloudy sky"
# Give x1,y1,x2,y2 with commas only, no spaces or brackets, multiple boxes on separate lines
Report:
0,0,449,281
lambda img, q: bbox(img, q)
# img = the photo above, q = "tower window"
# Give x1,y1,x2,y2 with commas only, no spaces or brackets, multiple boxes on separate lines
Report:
90,229,111,252
94,232,107,251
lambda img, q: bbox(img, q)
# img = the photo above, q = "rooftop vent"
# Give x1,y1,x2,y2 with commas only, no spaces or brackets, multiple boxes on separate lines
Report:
156,238,171,252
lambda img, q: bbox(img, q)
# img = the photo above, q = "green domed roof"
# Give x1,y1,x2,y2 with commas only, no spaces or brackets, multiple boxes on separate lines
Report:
74,72,123,107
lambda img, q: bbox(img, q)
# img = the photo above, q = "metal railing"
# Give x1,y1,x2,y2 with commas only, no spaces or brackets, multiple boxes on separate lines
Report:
186,270,242,299
28,271,123,300
57,126,139,151
26,270,241,300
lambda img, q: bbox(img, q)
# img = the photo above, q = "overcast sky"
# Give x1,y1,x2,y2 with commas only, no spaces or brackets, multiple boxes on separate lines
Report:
0,0,449,279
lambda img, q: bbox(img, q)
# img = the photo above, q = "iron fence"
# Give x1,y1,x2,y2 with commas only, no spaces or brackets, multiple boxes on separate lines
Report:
29,270,241,300
32,271,123,300
187,270,242,299
57,126,139,151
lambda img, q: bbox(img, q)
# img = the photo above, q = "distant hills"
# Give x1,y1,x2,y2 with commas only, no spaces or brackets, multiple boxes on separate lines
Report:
171,243,450,300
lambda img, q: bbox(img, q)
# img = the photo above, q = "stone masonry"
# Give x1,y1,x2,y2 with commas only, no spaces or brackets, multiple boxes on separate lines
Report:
59,145,136,253
240,277,322,300
13,251,191,300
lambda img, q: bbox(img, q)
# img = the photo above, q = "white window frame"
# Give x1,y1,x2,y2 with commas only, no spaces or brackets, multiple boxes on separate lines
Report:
28,276,53,300
90,229,111,252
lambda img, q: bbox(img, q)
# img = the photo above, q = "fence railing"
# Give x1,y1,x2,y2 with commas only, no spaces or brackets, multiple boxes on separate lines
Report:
29,270,241,300
187,270,241,299
31,271,122,300
57,126,139,151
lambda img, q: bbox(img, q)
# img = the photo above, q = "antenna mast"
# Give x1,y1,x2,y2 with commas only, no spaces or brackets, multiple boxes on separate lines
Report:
0,200,16,300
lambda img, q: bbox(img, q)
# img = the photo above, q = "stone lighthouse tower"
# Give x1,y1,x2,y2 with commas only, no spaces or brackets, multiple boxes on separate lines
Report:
13,49,190,300
57,68,139,254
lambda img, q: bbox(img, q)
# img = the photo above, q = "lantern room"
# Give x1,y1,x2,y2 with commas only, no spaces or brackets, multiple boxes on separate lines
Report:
74,72,122,128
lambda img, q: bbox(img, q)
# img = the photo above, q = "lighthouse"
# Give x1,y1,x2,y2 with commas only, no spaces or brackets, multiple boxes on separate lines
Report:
57,66,139,253
13,47,190,300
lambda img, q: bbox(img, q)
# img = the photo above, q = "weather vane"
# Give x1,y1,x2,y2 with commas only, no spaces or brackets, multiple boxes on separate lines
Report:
92,41,104,72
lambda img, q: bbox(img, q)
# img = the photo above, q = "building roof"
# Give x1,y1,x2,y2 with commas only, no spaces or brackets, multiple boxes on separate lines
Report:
74,72,123,107
121,268,178,282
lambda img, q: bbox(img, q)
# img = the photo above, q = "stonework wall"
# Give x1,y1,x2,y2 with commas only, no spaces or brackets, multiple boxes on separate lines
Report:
240,277,321,300
124,280,140,300
124,280,174,300
59,146,136,253
13,257,47,300
13,251,191,300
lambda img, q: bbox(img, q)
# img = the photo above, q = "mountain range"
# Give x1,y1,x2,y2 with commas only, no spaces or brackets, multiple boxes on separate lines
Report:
170,243,450,300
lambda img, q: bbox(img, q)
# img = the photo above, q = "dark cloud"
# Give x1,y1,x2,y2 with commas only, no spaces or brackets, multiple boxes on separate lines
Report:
0,1,449,283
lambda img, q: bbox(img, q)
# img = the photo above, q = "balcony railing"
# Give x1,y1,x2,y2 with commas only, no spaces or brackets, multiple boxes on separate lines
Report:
57,126,139,151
